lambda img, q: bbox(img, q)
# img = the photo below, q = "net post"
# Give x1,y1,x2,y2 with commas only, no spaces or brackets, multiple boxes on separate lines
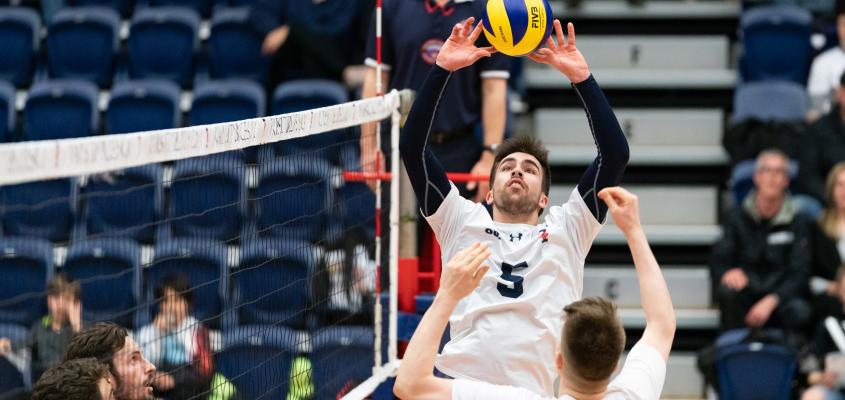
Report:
388,101,401,364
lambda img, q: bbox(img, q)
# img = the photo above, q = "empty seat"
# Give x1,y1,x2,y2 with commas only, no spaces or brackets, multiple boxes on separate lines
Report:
255,156,332,242
0,80,13,142
733,80,807,123
170,156,246,240
340,181,375,240
717,343,795,400
0,7,39,86
84,165,162,242
216,325,297,399
128,7,199,85
146,238,227,328
107,79,181,134
740,5,812,83
70,0,134,16
190,79,265,125
310,327,374,400
47,7,120,85
0,237,53,326
2,179,76,242
63,239,140,328
234,239,312,329
272,80,349,162
208,7,267,81
23,79,99,140
148,0,212,17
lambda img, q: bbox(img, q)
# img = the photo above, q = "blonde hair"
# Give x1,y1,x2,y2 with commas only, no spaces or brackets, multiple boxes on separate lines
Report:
819,162,845,238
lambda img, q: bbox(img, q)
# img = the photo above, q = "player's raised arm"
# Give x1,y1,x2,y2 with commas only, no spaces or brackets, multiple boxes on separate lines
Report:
530,21,629,222
599,187,676,361
399,18,496,216
394,243,492,399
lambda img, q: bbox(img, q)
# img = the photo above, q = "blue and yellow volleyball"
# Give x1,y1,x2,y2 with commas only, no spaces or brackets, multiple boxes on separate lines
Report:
482,0,554,57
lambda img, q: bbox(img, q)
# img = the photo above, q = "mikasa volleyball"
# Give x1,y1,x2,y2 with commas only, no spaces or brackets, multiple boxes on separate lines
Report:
482,0,554,56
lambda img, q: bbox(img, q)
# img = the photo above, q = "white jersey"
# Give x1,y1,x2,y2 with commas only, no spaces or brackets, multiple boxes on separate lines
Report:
451,342,667,400
426,183,604,395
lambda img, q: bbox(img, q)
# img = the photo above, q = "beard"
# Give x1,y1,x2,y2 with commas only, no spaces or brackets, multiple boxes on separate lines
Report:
493,189,541,217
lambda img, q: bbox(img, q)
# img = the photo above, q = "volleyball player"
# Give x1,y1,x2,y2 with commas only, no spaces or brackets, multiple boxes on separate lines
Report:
395,187,675,399
398,18,629,394
32,358,116,400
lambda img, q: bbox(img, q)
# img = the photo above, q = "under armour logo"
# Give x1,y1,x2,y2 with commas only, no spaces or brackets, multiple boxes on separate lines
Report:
509,233,523,242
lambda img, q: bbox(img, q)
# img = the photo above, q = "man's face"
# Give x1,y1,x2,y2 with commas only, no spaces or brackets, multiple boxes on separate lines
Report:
487,152,548,216
97,372,117,400
112,336,156,400
46,292,75,322
753,154,790,201
159,288,188,327
833,170,845,210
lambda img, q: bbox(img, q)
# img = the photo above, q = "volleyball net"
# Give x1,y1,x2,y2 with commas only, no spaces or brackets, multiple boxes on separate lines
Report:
0,89,411,400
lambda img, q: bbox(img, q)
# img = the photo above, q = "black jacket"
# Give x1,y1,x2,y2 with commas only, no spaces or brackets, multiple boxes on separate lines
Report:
800,110,845,202
710,192,812,300
811,222,842,283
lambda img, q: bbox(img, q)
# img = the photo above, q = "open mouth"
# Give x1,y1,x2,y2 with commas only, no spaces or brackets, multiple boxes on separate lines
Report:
507,178,525,189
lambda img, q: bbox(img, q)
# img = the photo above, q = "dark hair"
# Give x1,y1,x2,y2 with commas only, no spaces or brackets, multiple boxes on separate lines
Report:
32,358,110,400
154,273,193,306
837,0,845,17
562,297,626,382
47,273,81,301
489,135,551,196
64,322,128,365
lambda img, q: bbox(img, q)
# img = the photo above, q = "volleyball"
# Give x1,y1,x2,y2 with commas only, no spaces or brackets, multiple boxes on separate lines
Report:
481,0,554,57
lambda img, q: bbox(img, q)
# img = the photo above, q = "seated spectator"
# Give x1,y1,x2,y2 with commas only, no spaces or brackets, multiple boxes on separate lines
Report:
809,0,845,119
801,267,845,400
810,163,845,317
0,273,83,381
32,357,115,400
801,72,845,202
313,236,376,327
249,0,373,89
135,274,212,400
65,322,157,400
710,149,813,339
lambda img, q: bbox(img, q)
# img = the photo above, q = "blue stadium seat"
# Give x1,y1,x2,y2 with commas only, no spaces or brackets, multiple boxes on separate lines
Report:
0,79,13,142
63,239,140,328
740,5,812,83
310,326,374,400
255,156,332,242
70,0,134,16
733,81,807,123
190,79,265,125
2,179,76,242
84,165,162,243
208,7,267,81
146,238,227,328
341,181,375,240
23,79,99,140
0,238,53,326
717,343,795,400
216,325,297,399
128,7,199,86
0,355,25,397
272,80,349,162
0,7,39,87
47,7,120,85
147,0,212,17
170,156,246,240
107,79,181,134
234,239,312,329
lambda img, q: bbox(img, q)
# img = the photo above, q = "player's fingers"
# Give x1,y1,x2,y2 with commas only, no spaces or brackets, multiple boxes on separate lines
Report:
527,52,546,63
469,249,491,271
472,264,491,282
479,46,497,54
554,20,565,47
470,20,484,41
598,189,621,210
463,17,475,37
566,22,576,49
545,36,557,50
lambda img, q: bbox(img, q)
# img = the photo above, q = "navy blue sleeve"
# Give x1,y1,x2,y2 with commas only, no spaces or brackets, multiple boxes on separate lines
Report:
249,0,288,37
573,75,630,222
399,65,453,217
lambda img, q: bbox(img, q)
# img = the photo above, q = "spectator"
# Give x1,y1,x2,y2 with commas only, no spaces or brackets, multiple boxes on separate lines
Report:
810,163,845,316
65,322,157,400
249,0,373,89
808,0,845,118
32,357,116,400
313,237,376,327
710,149,813,338
0,273,83,381
802,71,845,202
135,274,212,400
801,267,845,400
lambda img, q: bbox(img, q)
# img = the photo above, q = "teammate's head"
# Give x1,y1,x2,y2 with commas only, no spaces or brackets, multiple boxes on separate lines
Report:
65,323,156,400
46,273,80,322
752,149,790,202
32,358,115,400
487,136,551,217
557,297,626,387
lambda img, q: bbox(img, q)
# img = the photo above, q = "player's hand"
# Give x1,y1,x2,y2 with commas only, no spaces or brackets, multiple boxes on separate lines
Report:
528,20,591,84
439,243,491,302
468,153,493,202
809,370,839,388
262,25,290,55
745,294,778,328
721,268,749,291
598,187,641,234
436,17,497,72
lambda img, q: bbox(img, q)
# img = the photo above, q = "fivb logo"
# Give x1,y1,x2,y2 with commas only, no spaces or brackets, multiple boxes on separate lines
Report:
530,6,540,28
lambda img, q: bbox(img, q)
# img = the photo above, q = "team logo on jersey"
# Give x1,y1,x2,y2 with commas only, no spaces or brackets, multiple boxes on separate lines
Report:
420,39,444,65
508,233,523,242
539,229,549,243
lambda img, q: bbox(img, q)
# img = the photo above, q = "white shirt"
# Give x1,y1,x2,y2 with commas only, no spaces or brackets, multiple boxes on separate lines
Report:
426,184,604,395
807,47,845,113
451,342,667,400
